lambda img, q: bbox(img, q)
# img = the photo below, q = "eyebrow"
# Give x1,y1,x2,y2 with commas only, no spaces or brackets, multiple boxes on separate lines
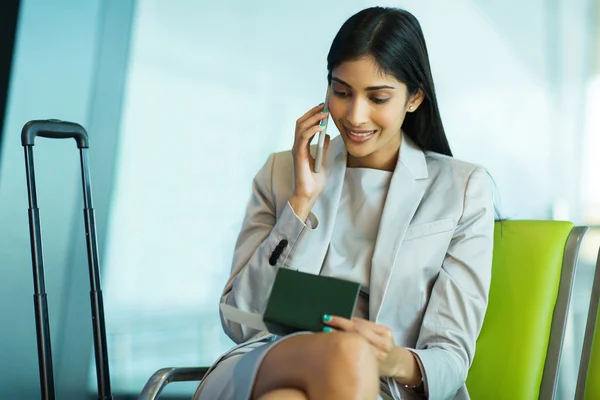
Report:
331,77,396,91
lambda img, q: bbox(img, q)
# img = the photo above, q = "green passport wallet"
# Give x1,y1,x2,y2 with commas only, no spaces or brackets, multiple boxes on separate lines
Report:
220,268,361,336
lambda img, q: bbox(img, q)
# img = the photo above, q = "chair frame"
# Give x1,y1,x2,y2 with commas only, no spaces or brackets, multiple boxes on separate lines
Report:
139,367,209,399
538,226,588,399
575,245,600,399
138,224,589,400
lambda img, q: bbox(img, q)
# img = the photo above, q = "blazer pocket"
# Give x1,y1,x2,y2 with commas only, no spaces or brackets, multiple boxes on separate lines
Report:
404,217,455,241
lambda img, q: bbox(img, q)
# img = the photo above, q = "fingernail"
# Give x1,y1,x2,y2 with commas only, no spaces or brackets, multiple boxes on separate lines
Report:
323,314,331,322
323,327,332,332
320,121,326,127
318,102,324,106
321,109,328,113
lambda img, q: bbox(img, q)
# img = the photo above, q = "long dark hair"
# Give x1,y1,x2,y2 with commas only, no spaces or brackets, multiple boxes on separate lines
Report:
327,7,452,157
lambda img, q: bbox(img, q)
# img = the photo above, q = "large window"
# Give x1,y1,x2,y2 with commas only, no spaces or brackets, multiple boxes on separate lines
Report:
100,0,335,393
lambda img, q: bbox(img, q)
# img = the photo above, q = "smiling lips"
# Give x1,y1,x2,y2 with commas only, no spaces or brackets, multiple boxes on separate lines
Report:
344,127,376,142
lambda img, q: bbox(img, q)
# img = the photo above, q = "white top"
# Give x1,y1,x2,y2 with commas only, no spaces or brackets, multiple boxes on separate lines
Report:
319,167,393,319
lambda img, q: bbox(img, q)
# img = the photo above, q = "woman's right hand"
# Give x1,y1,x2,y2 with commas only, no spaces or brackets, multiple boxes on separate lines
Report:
289,103,330,221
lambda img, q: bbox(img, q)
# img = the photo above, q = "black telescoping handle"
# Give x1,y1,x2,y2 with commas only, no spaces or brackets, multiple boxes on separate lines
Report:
21,119,89,148
24,142,55,399
22,119,112,399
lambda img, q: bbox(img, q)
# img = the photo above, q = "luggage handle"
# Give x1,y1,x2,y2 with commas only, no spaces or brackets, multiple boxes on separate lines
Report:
21,119,89,148
22,119,112,399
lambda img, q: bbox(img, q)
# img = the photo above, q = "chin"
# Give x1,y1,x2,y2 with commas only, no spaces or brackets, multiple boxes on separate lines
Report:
343,139,376,159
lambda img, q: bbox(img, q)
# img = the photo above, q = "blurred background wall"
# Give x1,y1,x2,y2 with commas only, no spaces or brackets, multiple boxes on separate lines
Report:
0,0,598,398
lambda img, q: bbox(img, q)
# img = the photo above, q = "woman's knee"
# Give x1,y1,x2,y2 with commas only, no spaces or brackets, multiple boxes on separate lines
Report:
258,388,308,400
315,332,379,397
253,332,378,400
323,332,377,372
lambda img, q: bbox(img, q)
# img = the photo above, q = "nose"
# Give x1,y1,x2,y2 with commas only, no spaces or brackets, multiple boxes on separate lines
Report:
345,97,370,127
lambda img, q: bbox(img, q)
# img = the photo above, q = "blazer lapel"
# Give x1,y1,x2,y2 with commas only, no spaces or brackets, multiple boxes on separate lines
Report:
294,136,347,275
370,135,429,321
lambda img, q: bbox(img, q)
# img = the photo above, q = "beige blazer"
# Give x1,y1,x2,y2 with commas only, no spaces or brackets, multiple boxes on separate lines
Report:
220,135,495,400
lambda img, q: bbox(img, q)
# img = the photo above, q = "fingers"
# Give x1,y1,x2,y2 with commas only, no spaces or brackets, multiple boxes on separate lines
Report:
296,108,329,140
294,123,327,156
370,322,393,339
322,316,377,332
305,133,331,170
354,325,391,359
323,316,393,359
322,315,354,332
297,103,326,125
293,102,330,166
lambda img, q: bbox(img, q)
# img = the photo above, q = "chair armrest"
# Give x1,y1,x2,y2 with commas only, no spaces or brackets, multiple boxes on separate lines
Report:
138,366,210,400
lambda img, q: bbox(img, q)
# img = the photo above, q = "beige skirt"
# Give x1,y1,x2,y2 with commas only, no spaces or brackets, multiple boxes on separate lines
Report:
192,332,395,400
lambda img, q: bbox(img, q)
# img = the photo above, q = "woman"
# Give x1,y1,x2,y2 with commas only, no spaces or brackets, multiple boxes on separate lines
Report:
195,6,494,400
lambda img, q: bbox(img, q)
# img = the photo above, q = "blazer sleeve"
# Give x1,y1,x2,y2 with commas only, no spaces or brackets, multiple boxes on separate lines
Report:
220,153,318,344
402,167,495,400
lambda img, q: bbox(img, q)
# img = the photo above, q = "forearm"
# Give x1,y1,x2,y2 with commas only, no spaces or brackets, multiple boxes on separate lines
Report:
221,201,310,342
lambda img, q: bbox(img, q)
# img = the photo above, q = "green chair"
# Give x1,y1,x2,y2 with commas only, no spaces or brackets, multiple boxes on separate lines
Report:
139,221,589,399
466,221,588,400
575,246,600,400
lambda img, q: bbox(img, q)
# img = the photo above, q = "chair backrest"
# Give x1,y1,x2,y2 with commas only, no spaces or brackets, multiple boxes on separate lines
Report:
576,247,600,400
466,220,587,399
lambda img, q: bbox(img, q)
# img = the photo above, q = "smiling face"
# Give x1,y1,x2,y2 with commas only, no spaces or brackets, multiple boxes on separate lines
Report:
328,56,423,171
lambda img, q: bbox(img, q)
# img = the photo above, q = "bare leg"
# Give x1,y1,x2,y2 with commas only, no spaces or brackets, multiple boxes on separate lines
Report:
252,332,379,400
257,388,308,400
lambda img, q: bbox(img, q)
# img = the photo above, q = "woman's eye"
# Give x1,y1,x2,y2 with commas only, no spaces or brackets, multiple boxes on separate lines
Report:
331,90,389,104
371,97,390,104
332,90,350,98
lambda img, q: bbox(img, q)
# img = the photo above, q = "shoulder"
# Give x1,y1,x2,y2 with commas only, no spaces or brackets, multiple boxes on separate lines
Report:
420,152,494,214
254,148,294,179
271,148,294,169
260,149,294,185
253,149,295,198
424,151,490,185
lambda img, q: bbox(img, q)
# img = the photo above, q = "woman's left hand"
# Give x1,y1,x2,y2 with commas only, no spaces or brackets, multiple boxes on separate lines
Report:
323,315,399,377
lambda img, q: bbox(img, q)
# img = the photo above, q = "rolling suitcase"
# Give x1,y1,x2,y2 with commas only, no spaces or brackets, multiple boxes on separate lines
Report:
21,119,113,400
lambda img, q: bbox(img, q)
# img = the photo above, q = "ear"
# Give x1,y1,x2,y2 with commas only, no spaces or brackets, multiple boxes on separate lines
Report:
406,89,425,112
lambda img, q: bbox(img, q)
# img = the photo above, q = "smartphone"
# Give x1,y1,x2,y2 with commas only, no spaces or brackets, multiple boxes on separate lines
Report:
314,88,329,173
